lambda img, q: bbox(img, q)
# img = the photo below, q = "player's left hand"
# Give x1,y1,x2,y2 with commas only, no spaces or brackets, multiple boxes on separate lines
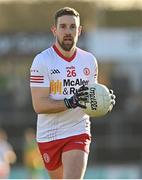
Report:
108,89,116,112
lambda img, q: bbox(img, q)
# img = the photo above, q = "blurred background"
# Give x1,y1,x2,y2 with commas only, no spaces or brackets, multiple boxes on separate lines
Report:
0,0,142,178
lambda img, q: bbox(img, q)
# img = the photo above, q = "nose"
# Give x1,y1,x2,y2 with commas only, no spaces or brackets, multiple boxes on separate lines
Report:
65,27,72,34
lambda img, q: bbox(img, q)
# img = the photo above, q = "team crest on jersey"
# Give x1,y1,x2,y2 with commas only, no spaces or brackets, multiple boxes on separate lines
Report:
83,68,90,76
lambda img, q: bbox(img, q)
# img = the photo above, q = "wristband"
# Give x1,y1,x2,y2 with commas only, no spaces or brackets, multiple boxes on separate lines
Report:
64,98,72,109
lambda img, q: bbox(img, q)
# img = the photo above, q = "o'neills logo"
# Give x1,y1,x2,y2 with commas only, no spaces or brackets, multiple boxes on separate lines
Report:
90,87,97,110
43,153,50,163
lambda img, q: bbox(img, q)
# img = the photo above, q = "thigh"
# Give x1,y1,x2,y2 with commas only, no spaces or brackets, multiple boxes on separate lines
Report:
47,165,63,179
38,141,63,179
62,149,89,179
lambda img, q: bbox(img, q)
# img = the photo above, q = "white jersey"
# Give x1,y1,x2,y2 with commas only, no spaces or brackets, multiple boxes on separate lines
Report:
30,45,98,142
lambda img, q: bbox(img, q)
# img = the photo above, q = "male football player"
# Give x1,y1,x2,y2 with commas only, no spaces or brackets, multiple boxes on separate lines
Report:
30,7,115,179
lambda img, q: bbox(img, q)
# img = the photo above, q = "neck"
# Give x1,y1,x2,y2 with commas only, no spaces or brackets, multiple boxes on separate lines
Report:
55,42,76,58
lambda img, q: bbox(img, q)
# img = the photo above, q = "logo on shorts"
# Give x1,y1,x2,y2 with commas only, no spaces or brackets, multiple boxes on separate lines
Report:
43,153,50,163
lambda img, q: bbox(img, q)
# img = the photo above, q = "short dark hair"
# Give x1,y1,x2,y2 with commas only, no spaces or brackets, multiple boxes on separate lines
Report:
54,7,80,25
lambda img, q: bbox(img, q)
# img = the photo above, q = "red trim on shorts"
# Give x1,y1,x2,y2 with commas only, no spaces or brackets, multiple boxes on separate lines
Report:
53,44,77,62
38,133,91,171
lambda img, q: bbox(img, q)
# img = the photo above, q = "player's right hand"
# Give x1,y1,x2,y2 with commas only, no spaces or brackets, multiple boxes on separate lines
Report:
64,85,89,109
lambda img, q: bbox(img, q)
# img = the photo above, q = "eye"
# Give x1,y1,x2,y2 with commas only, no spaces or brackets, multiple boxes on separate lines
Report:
70,24,76,29
60,24,66,29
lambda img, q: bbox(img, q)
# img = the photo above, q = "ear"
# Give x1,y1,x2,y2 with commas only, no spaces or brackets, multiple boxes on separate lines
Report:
78,26,82,36
51,25,57,37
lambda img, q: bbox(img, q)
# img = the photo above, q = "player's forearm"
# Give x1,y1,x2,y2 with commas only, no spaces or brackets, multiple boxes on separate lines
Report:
32,97,68,114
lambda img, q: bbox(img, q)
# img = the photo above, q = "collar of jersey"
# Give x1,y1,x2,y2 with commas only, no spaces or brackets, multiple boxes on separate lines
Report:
53,44,77,62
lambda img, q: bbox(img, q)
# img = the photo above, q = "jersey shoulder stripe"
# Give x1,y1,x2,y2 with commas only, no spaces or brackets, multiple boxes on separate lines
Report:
30,47,53,87
30,75,44,83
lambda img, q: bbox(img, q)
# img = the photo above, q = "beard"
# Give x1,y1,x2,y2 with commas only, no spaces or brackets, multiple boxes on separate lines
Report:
57,36,75,51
